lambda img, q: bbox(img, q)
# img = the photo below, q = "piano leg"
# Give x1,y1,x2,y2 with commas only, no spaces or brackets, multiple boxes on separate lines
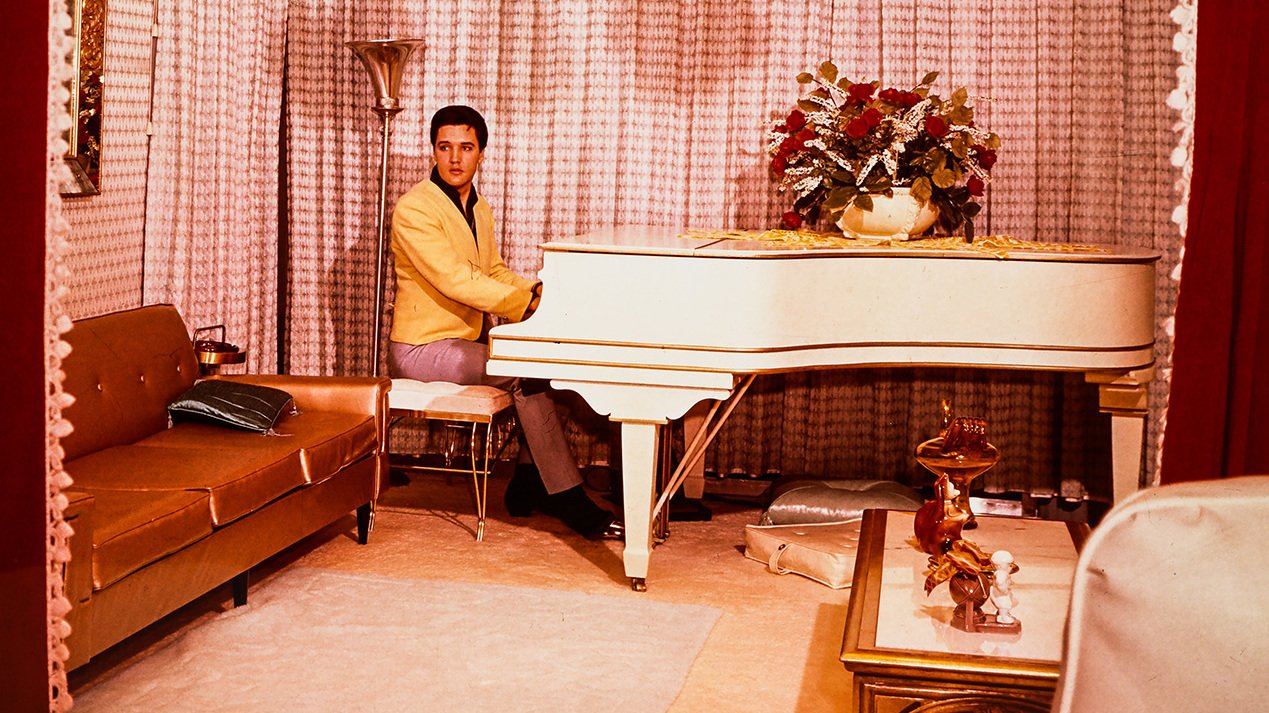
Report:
1087,366,1155,503
620,420,659,591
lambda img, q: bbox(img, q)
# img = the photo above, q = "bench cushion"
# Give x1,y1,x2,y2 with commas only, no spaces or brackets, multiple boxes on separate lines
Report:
760,477,925,525
389,379,513,418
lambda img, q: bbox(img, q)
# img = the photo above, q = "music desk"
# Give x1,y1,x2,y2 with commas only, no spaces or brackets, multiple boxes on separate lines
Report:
840,510,1088,713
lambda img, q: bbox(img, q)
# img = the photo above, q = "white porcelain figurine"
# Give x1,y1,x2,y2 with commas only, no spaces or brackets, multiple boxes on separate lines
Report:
990,550,1017,624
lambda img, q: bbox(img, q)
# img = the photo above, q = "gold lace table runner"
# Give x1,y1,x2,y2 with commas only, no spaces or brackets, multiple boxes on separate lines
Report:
680,228,1109,259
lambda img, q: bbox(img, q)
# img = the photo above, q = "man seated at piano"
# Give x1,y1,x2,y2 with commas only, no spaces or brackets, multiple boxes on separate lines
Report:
387,104,621,540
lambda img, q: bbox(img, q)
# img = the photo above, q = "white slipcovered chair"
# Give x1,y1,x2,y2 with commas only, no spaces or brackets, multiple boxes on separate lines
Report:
1052,475,1269,712
387,379,516,541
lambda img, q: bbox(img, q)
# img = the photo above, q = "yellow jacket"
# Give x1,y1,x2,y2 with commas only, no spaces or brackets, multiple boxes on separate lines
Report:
389,179,536,345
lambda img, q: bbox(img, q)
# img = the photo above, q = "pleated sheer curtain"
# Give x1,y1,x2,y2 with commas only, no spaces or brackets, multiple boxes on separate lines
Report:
143,0,286,373
149,0,1181,499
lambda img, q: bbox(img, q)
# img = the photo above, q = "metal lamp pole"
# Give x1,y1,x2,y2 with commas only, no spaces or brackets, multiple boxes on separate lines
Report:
345,38,424,376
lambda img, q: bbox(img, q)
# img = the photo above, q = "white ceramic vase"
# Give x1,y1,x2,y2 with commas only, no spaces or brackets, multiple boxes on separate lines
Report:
836,187,938,241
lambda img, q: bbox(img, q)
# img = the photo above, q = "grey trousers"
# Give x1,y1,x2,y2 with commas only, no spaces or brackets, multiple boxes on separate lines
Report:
388,339,582,494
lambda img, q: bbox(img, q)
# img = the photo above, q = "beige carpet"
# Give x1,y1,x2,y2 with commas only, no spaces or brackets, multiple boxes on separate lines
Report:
70,470,856,712
71,566,721,712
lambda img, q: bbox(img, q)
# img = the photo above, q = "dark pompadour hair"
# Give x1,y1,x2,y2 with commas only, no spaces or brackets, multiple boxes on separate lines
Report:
429,105,488,150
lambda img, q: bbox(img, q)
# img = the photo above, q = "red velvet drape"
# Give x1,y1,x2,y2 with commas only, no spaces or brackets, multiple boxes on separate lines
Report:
1160,1,1269,483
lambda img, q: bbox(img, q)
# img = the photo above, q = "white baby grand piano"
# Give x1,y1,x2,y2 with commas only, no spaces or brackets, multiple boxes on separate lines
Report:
487,225,1160,591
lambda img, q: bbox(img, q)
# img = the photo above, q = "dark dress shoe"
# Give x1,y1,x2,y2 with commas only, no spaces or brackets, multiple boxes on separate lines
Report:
542,485,617,540
505,465,619,540
504,464,548,517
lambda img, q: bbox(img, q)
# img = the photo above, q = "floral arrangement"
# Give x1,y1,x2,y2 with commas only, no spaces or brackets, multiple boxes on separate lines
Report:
767,62,1001,239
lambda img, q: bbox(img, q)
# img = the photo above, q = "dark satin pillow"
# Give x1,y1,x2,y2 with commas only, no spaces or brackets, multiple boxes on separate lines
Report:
168,380,294,433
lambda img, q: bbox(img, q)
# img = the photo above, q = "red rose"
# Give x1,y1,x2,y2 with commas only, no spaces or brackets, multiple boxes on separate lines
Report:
781,211,803,229
879,88,902,103
846,117,871,138
771,156,788,176
901,91,922,107
780,136,797,154
924,115,949,138
773,122,787,134
976,147,998,170
796,127,815,143
786,109,807,132
848,82,875,103
861,107,883,128
966,176,985,196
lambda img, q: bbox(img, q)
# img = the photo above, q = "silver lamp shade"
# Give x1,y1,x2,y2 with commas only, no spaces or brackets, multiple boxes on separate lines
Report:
346,39,425,116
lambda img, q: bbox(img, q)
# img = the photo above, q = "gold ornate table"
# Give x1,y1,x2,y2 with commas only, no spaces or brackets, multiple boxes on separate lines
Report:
840,509,1088,713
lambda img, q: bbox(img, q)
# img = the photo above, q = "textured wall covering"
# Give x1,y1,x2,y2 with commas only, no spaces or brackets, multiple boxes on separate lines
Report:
59,0,153,320
285,0,1182,498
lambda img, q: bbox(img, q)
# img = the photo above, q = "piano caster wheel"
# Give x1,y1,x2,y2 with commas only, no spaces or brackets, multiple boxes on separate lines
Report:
630,577,647,592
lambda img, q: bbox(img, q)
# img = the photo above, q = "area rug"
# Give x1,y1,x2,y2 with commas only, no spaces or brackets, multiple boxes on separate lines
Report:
72,566,722,713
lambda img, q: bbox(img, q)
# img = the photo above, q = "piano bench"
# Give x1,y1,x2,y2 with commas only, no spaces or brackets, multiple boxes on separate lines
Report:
388,379,517,542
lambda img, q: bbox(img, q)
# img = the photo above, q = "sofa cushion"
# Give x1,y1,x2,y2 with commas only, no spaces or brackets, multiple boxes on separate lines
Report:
60,305,201,461
281,411,378,484
65,487,212,590
133,411,377,485
66,443,307,527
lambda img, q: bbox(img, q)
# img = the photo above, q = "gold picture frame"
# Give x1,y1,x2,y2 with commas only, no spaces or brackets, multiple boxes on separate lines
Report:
61,0,105,197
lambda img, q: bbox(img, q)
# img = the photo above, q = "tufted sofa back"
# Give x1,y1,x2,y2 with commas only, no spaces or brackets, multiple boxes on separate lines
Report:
60,304,200,462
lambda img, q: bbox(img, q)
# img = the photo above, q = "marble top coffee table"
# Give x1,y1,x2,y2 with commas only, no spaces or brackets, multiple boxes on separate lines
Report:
840,509,1088,713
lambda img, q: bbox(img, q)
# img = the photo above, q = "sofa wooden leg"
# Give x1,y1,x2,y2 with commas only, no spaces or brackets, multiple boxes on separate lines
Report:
357,502,371,545
232,571,248,607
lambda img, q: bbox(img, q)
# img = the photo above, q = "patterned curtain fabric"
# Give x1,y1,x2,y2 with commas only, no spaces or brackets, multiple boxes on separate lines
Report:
143,0,287,373
280,0,1181,499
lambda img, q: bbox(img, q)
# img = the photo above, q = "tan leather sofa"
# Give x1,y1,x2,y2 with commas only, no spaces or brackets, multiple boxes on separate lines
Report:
58,304,390,670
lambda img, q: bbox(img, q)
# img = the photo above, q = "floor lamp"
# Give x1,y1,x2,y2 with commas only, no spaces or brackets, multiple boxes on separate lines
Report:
346,38,424,377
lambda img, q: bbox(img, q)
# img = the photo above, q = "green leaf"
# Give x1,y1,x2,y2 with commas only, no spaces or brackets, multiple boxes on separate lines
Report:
863,174,893,192
853,193,874,212
920,71,940,86
823,186,857,211
950,87,968,107
949,133,971,160
796,72,814,84
910,176,933,205
793,192,821,212
924,147,947,171
984,133,1002,150
963,202,983,218
819,61,838,83
796,98,820,112
932,166,959,189
947,105,973,126
964,217,976,242
837,77,852,91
